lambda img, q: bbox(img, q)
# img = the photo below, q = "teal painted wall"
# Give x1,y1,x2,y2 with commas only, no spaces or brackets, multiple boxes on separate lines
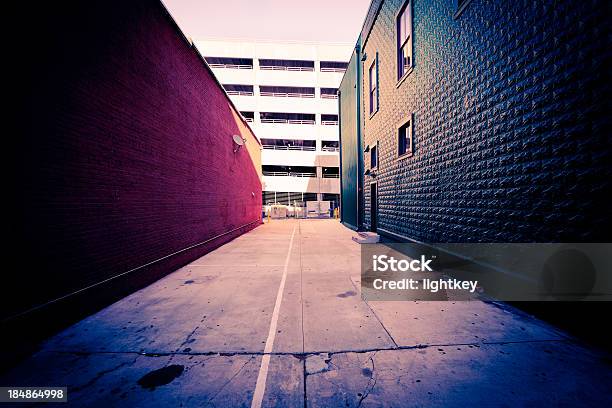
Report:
339,42,363,230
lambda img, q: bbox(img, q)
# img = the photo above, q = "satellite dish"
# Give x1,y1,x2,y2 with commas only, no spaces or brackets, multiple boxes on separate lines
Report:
232,134,245,146
232,134,245,153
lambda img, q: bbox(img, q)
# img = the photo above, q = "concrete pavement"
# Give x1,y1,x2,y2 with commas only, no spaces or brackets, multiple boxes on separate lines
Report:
2,219,611,407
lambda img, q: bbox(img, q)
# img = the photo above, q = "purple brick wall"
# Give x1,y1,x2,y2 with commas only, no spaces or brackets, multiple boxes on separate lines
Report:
4,0,261,333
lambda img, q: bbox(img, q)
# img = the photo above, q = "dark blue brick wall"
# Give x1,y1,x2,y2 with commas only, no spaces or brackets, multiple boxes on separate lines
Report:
359,0,610,242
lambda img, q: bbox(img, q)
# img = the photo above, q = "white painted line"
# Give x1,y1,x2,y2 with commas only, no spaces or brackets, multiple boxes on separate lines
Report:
251,225,297,408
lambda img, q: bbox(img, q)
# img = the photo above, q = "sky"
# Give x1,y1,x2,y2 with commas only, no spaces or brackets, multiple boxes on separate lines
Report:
163,0,371,43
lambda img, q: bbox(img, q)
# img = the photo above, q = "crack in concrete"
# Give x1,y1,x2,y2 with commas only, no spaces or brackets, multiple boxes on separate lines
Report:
70,355,139,393
180,326,201,348
204,356,255,406
305,353,333,375
302,358,307,408
298,220,308,408
307,352,376,377
191,355,218,367
317,374,351,406
304,352,379,407
348,272,399,349
164,325,200,365
356,353,377,408
45,338,571,360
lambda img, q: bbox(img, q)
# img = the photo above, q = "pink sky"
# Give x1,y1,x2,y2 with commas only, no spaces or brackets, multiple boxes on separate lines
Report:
163,0,371,43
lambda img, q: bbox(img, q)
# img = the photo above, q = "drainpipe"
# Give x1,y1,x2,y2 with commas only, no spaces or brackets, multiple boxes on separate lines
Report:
338,89,343,221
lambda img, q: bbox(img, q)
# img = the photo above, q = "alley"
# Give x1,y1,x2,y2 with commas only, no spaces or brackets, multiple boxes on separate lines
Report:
2,220,611,407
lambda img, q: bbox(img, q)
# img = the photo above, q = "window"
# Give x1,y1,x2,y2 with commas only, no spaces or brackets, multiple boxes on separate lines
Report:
259,86,314,98
276,192,289,205
259,59,314,71
321,140,339,152
263,191,277,205
321,114,338,125
322,167,340,178
264,191,318,205
321,88,339,99
205,57,253,69
398,115,414,157
320,61,348,72
370,143,378,169
288,192,303,204
397,1,413,80
260,139,316,151
260,112,316,125
241,111,254,122
262,165,316,178
368,55,378,115
223,84,253,96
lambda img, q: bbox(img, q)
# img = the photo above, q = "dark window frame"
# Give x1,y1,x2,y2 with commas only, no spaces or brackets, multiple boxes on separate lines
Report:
370,142,378,169
396,0,413,84
397,114,414,158
368,55,379,116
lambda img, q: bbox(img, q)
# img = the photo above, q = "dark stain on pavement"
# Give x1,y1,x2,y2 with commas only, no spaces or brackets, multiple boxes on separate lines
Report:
361,367,373,377
337,290,357,298
137,365,184,390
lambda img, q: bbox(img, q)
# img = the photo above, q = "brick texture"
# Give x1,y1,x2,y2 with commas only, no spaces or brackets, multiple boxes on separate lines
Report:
360,0,610,242
5,0,262,323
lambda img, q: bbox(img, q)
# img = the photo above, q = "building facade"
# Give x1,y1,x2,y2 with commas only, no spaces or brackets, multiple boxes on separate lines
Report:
196,39,353,209
340,0,610,241
6,0,262,360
